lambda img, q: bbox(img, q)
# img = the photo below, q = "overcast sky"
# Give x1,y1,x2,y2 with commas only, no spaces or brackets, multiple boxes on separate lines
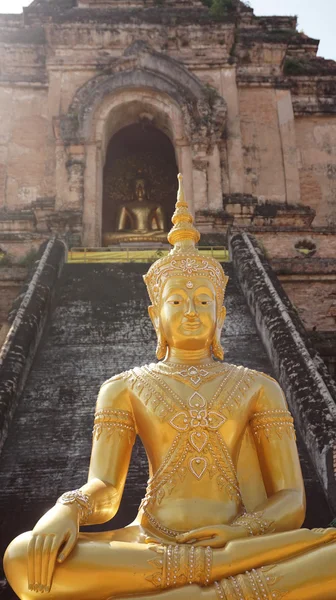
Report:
0,0,335,60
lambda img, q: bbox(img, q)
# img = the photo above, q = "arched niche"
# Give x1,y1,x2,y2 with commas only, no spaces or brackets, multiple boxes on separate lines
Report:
102,122,178,244
58,43,226,246
81,90,194,246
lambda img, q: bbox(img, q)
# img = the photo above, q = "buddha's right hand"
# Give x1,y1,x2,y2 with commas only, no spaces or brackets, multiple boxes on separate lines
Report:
27,503,79,593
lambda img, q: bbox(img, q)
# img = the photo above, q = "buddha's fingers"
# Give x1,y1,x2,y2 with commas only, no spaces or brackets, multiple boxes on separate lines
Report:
46,536,61,593
177,527,217,542
41,536,53,592
27,536,36,591
58,530,77,563
34,535,44,591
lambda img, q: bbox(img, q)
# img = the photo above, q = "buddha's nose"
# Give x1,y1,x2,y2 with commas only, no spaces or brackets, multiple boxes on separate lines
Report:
186,298,197,317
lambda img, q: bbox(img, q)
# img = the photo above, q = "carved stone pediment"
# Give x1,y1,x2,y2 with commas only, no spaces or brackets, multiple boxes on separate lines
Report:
60,41,226,147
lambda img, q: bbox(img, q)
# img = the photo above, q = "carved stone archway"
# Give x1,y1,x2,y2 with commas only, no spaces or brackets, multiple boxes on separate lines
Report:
56,41,227,246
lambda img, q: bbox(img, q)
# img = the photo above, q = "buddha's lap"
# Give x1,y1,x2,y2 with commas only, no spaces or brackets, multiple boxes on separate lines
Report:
7,526,336,569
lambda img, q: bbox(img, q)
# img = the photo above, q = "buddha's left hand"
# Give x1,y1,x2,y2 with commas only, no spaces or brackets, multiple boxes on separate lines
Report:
176,524,247,548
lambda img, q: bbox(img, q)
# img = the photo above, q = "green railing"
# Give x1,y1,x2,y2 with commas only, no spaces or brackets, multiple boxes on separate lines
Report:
68,246,229,264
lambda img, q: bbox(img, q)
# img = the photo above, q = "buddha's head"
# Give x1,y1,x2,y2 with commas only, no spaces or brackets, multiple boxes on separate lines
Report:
144,174,229,360
134,171,147,202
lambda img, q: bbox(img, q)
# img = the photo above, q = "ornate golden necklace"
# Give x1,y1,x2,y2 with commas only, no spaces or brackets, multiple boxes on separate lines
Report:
152,361,225,390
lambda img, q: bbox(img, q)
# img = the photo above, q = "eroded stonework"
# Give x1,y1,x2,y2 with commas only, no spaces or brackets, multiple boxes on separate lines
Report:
0,0,335,332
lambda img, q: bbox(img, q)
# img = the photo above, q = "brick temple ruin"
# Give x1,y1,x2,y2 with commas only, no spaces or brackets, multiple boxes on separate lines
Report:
0,0,335,357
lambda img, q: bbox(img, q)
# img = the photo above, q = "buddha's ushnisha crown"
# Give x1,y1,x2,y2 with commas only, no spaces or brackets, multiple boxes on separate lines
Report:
143,174,229,307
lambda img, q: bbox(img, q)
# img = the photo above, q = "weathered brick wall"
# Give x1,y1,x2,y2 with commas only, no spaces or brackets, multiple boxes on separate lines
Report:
256,230,336,259
238,87,286,201
296,116,336,226
270,257,336,333
0,87,54,211
282,280,336,332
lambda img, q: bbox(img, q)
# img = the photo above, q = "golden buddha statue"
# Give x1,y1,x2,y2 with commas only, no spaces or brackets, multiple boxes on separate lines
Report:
4,174,336,600
103,171,166,245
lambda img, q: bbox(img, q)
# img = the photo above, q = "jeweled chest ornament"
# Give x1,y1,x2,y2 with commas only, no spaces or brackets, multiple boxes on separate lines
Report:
169,391,226,480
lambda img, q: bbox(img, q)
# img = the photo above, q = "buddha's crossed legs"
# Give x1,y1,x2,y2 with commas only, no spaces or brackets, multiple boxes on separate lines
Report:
4,528,336,600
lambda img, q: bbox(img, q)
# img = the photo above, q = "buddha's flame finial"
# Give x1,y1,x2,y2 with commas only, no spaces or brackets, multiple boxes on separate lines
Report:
167,174,200,252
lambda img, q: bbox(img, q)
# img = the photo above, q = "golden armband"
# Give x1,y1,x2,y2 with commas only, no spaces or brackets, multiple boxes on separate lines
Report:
215,567,275,600
57,489,93,525
250,409,296,442
232,511,274,537
147,545,213,589
93,408,136,443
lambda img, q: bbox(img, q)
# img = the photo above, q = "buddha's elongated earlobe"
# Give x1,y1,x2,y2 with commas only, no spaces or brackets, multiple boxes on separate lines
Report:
212,332,224,361
156,328,168,360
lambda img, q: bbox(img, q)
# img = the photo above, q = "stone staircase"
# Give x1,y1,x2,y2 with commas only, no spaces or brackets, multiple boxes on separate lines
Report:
0,263,332,598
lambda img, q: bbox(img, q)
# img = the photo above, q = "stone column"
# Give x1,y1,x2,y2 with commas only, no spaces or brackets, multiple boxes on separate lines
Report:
220,67,244,194
207,144,223,211
191,144,209,212
276,89,301,204
83,142,101,247
66,146,86,208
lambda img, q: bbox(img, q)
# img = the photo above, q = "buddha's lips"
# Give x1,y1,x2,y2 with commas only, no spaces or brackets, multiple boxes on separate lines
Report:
182,321,202,329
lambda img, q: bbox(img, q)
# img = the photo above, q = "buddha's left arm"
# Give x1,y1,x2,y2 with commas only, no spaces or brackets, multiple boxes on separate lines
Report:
155,206,165,230
240,374,306,534
74,377,137,525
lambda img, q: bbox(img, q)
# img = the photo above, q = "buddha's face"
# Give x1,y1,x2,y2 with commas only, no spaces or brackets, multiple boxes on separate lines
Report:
151,276,225,351
135,179,146,202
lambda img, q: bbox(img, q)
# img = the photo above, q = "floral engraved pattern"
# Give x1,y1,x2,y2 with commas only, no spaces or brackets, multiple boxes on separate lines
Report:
153,362,225,389
168,390,226,480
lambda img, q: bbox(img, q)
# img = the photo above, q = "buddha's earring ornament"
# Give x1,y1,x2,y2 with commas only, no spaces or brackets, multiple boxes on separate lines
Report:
156,329,168,360
212,332,224,361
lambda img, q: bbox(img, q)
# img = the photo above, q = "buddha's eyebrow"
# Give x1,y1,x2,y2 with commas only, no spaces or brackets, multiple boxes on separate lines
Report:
164,287,187,298
194,287,214,297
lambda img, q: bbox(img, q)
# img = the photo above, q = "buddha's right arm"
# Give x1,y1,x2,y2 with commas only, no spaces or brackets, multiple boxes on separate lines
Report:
116,206,128,231
71,376,136,525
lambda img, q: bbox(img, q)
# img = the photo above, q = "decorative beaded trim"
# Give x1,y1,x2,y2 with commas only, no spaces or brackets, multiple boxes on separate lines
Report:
93,408,136,442
232,511,274,537
204,546,212,585
143,507,187,539
250,410,296,442
147,544,214,590
57,489,93,525
153,362,225,389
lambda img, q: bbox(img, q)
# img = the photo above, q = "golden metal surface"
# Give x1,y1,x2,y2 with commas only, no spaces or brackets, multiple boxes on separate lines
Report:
67,247,229,264
103,170,167,245
4,175,336,599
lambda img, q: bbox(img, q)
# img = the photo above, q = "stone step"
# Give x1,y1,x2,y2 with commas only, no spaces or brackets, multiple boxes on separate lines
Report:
0,263,332,599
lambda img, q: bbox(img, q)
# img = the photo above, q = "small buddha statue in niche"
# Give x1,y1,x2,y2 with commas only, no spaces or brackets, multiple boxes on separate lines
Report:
103,171,166,245
4,175,336,600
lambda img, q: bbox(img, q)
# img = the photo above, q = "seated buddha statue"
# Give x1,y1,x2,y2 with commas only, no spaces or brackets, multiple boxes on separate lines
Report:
103,171,166,245
4,175,336,600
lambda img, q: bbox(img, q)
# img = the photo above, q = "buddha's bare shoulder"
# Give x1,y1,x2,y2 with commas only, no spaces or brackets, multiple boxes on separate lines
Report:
221,362,282,398
97,370,134,409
